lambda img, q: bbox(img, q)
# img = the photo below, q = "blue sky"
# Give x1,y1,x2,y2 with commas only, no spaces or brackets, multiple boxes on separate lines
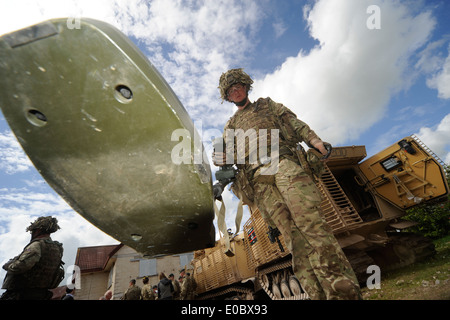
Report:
0,0,449,291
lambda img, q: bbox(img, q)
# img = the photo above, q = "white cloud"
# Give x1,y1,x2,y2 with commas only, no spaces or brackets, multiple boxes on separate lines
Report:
53,212,119,267
427,44,450,99
129,0,263,127
273,21,287,38
415,39,448,74
0,190,70,218
414,113,450,164
0,130,33,174
251,0,436,145
0,0,115,37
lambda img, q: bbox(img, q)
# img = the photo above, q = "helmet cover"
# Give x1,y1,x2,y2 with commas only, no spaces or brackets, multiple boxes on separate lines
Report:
26,216,60,234
218,68,253,101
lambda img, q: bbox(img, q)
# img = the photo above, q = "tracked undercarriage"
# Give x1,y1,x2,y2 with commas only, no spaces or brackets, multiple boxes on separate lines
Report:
196,284,254,300
222,233,436,300
256,258,309,300
248,232,435,300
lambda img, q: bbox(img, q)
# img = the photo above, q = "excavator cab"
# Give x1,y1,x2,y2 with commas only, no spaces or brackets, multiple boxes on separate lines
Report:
0,18,215,257
359,136,448,211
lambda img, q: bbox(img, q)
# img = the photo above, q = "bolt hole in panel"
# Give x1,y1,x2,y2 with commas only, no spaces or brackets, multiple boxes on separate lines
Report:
26,109,48,127
0,18,215,257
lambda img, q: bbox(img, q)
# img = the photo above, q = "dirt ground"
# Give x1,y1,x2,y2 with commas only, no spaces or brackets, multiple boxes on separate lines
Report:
361,236,450,300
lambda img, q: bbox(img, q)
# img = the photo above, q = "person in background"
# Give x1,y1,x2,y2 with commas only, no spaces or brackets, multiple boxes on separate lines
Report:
157,272,174,300
179,269,197,300
62,286,75,300
122,279,141,300
141,276,155,300
168,273,180,300
99,290,112,300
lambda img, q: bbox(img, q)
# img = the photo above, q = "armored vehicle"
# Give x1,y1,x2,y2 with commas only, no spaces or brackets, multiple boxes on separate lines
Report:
192,135,449,299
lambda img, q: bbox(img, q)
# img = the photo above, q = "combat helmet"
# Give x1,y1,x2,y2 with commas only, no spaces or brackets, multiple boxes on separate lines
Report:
218,68,253,102
26,216,60,234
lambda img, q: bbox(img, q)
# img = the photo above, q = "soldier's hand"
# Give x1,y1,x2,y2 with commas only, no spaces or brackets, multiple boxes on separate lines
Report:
315,142,327,156
311,141,332,162
212,152,227,166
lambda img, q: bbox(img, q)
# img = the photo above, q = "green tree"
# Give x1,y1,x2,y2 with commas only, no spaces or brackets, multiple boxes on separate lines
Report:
404,166,450,239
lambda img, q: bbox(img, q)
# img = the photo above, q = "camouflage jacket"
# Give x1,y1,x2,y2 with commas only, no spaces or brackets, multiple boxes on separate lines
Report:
224,97,323,202
141,283,156,300
172,279,181,298
180,275,197,299
224,97,321,171
123,284,142,300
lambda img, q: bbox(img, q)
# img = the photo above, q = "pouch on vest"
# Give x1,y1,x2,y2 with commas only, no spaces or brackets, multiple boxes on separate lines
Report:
306,148,325,179
49,261,65,289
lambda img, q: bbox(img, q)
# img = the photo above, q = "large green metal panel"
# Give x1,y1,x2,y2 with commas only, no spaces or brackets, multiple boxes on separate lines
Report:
0,18,215,256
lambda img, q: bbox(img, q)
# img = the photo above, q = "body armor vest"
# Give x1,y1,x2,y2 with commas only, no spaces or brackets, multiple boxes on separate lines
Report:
12,239,63,289
224,98,295,171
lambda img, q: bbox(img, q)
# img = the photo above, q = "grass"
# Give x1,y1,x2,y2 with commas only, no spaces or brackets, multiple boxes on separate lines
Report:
361,235,450,300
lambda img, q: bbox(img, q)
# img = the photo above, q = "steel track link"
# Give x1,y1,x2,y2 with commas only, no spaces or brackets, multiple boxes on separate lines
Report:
256,260,309,300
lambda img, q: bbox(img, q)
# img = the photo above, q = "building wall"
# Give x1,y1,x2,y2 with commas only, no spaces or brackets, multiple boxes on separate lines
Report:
74,245,194,300
110,246,140,299
143,255,186,287
75,271,110,300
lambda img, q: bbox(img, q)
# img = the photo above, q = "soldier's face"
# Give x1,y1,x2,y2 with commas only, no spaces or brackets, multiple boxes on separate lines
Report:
227,83,247,105
30,229,42,239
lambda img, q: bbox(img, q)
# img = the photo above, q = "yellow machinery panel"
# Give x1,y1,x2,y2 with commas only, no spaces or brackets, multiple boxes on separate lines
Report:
359,136,448,209
243,209,290,269
193,233,254,295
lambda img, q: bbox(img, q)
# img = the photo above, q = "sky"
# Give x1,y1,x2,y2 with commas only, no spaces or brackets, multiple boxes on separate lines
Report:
0,0,449,291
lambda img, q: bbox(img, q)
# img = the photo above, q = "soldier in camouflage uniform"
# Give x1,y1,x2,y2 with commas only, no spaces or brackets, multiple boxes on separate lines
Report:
179,269,197,300
1,216,64,300
169,273,181,300
141,276,156,300
214,69,361,300
122,279,142,300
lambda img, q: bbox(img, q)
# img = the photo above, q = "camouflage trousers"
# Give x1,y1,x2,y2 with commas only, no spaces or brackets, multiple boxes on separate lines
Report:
251,158,361,300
